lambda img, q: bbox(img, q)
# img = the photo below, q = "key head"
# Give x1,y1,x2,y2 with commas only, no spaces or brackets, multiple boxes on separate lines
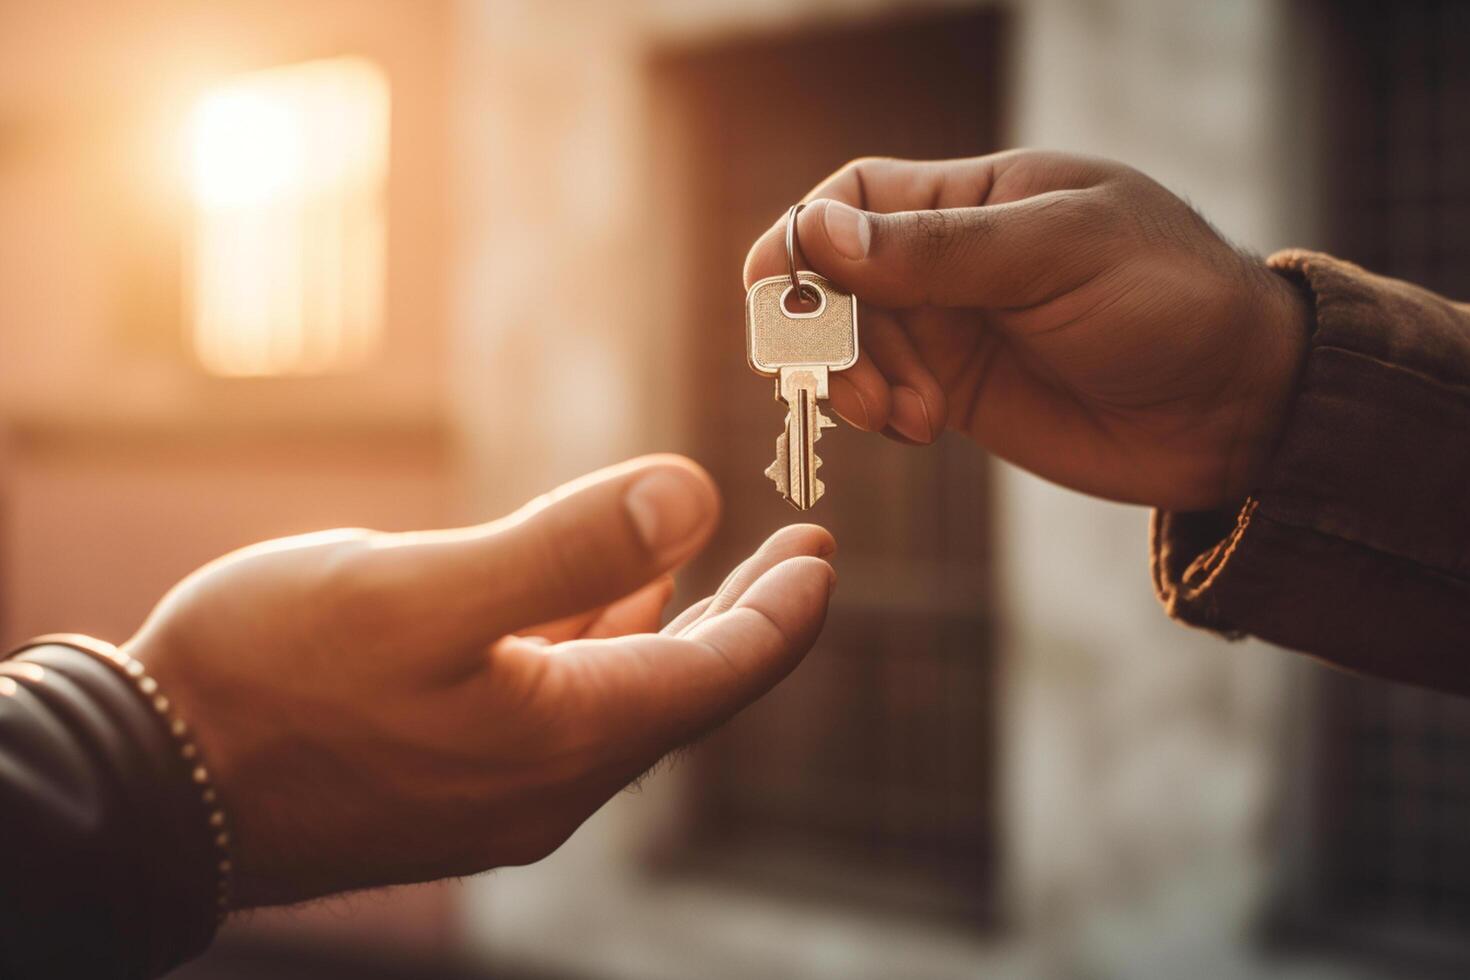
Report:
746,272,859,376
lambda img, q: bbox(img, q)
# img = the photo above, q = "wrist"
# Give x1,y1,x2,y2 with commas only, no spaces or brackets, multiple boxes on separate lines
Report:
124,629,281,908
1219,265,1312,504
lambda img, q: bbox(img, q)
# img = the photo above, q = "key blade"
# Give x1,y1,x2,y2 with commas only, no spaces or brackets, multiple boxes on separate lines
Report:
770,367,833,511
767,433,819,510
785,384,826,510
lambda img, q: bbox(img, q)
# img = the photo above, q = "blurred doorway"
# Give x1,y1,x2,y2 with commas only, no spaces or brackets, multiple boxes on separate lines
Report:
646,8,1007,923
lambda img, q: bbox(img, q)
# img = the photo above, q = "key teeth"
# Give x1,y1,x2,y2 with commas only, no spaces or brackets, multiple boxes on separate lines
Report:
767,431,790,495
767,376,837,510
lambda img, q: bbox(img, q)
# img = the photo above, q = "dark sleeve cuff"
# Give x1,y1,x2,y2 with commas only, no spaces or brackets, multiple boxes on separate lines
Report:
1153,250,1470,694
0,640,223,978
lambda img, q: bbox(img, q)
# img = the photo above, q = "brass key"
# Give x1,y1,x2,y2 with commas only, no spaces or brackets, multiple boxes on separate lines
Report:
745,270,859,510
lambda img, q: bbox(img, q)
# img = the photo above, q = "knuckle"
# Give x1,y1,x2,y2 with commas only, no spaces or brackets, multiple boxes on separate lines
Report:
841,154,894,177
1011,192,1125,298
1047,191,1112,239
1105,162,1152,193
832,155,910,204
909,208,967,266
314,532,407,627
902,208,997,281
313,531,373,591
1102,179,1206,251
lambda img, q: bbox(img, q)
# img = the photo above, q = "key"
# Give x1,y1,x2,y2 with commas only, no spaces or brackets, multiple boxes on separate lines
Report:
745,270,859,510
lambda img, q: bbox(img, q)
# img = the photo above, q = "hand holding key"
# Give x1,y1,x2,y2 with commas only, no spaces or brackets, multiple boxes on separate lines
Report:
744,151,1312,512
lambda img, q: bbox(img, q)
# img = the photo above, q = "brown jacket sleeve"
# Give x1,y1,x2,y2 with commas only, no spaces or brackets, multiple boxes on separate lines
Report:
1153,250,1470,695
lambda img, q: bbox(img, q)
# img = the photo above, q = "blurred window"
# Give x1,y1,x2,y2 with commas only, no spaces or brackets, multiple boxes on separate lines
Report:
186,57,389,377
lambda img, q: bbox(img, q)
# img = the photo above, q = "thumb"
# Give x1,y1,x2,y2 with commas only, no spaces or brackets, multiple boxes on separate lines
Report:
750,194,1102,310
378,455,720,649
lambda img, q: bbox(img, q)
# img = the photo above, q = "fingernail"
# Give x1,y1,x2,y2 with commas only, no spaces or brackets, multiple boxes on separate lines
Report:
890,387,932,443
824,200,871,261
626,468,708,557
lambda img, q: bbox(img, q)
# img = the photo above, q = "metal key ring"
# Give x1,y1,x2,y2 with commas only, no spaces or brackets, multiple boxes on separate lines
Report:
785,203,816,303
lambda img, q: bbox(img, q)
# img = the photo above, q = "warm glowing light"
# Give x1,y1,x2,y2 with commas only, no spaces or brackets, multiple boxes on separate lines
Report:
190,89,303,209
186,58,389,377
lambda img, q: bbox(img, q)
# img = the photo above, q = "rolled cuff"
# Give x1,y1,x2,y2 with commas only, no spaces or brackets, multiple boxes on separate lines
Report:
1153,250,1470,694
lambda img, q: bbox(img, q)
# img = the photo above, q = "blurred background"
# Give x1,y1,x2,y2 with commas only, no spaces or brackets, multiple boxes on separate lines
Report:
1,0,1467,977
